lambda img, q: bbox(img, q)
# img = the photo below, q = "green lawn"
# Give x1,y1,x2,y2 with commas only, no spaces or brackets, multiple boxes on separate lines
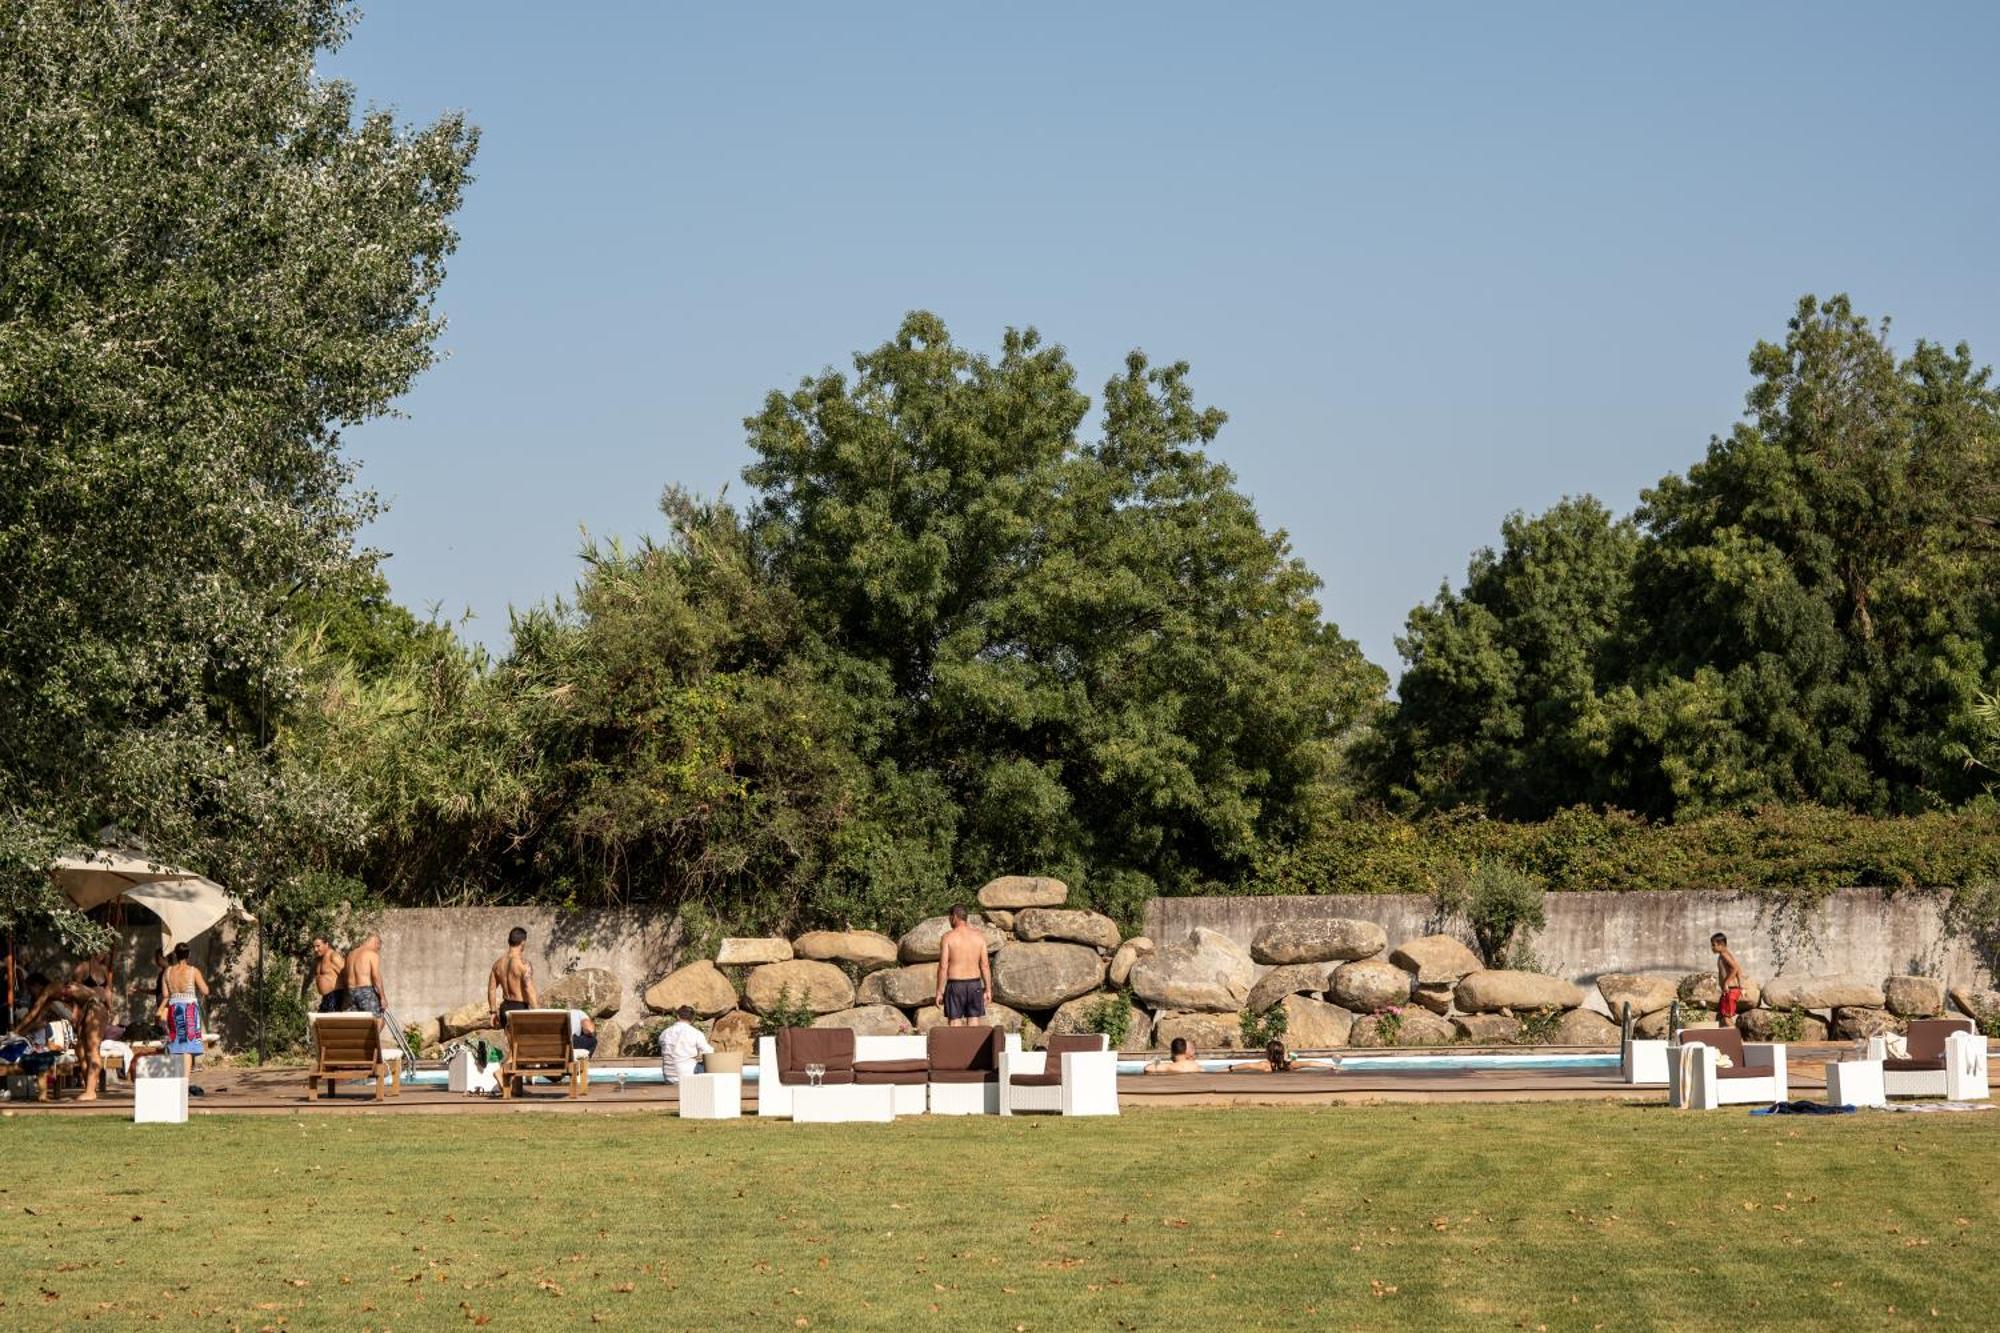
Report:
2,1103,1994,1330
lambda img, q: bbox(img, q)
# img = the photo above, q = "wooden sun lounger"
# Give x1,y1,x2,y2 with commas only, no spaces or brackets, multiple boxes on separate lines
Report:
501,1009,589,1098
308,1013,400,1101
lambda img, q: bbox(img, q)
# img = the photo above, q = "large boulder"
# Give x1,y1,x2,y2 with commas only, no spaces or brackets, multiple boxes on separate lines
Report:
1762,973,1884,1011
1451,1014,1519,1044
709,1009,761,1055
1678,972,1763,1009
1247,962,1337,1015
1330,959,1413,1013
1831,1006,1902,1040
1046,994,1154,1053
1251,917,1387,965
1388,934,1483,984
791,930,899,972
440,1000,493,1040
1108,937,1154,987
621,1017,668,1057
1593,973,1677,1019
990,942,1105,1010
1454,970,1585,1014
912,1002,1034,1045
898,914,1005,963
1410,984,1456,1016
1279,994,1355,1049
1882,975,1944,1018
1014,908,1121,951
1633,1008,1676,1039
742,959,855,1015
1348,1008,1454,1047
1152,1010,1242,1051
858,963,937,1009
1736,1008,1829,1042
1552,1009,1620,1046
1949,985,2000,1021
813,1005,915,1037
985,910,1016,932
976,876,1068,909
1129,928,1254,1012
715,937,793,966
591,1019,625,1058
540,967,622,1019
643,960,739,1017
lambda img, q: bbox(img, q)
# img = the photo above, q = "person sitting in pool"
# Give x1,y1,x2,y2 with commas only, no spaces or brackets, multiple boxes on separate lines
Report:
1142,1037,1202,1074
1231,1040,1337,1073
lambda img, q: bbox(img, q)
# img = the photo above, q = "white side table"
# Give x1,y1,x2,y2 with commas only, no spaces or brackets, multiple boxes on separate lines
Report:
791,1082,894,1123
679,1072,742,1119
133,1055,188,1124
1059,1050,1120,1116
1623,1039,1669,1085
1825,1058,1885,1109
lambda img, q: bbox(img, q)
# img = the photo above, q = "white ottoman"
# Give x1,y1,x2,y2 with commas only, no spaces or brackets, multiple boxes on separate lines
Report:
1623,1039,1669,1085
679,1072,742,1119
791,1082,894,1123
133,1055,188,1125
1825,1058,1885,1109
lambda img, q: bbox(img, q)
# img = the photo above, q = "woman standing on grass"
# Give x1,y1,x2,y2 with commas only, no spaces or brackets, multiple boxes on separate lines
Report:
159,943,209,1093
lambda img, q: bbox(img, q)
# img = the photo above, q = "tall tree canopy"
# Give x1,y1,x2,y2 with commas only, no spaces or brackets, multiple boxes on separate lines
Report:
1378,296,2000,819
0,0,476,939
317,316,1385,927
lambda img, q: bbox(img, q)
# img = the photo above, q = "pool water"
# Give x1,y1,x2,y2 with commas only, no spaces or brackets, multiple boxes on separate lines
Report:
390,1050,1618,1087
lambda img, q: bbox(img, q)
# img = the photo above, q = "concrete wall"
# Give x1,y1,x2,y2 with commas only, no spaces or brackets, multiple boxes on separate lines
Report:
370,906,686,1029
1146,889,1993,998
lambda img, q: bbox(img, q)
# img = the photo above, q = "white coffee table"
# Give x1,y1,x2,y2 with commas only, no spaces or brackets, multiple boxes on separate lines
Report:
1623,1039,1669,1085
790,1081,895,1123
679,1071,741,1119
1825,1058,1885,1109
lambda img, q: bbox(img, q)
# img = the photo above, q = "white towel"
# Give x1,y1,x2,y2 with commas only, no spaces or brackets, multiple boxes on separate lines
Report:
1880,1033,1910,1060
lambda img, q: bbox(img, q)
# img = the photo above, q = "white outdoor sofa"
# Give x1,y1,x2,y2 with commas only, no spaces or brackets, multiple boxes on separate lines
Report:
1868,1017,1989,1101
1667,1027,1788,1109
999,1032,1118,1116
756,1027,1024,1119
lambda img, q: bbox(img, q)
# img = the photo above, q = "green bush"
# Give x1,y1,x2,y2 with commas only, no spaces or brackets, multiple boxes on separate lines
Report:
1077,992,1134,1048
1434,858,1546,968
1516,1007,1563,1045
757,985,817,1037
1239,1003,1288,1049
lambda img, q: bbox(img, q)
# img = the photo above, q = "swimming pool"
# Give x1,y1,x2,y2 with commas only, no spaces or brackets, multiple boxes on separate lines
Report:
390,1050,1619,1087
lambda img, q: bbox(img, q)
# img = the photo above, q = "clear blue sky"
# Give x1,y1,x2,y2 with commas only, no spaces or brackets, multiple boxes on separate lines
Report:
325,2,2000,675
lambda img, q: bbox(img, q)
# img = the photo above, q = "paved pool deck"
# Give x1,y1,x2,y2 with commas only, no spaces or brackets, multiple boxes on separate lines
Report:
9,1043,1986,1117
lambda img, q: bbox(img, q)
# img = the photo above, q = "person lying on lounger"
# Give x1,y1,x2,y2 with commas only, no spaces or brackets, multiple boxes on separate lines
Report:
1230,1040,1337,1073
1143,1037,1202,1074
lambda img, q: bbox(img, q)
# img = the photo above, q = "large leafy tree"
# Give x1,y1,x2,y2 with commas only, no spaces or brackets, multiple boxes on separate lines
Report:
1380,296,2000,819
0,0,476,940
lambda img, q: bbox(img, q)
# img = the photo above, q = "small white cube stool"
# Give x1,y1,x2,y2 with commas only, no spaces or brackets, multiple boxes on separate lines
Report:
791,1082,894,1123
133,1055,188,1125
1824,1058,1885,1109
679,1072,742,1119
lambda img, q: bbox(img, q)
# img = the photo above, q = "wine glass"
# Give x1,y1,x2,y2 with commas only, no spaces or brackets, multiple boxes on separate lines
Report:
807,1062,824,1087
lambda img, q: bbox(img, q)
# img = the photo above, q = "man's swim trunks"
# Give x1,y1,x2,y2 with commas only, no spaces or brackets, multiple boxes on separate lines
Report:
1718,986,1743,1022
942,977,987,1020
348,985,383,1014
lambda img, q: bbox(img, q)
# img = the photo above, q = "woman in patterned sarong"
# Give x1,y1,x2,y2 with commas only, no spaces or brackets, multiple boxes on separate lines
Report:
159,943,210,1084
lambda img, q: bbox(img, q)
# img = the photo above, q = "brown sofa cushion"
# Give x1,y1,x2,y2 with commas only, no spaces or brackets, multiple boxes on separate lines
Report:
853,1058,928,1075
852,1056,928,1080
1883,1057,1947,1073
927,1025,1001,1076
1716,1065,1775,1080
1680,1027,1772,1077
776,1027,855,1085
1905,1018,1973,1063
1010,1033,1105,1088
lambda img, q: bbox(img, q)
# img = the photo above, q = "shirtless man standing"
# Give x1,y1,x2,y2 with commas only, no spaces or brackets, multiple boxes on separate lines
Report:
933,905,991,1027
487,926,538,1026
341,934,388,1016
13,964,111,1100
310,937,348,1013
1710,932,1745,1027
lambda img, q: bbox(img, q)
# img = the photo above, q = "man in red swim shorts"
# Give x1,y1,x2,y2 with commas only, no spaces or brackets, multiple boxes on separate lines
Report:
1711,932,1744,1022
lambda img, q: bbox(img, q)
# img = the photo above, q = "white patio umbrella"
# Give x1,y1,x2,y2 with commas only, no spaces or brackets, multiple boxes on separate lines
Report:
50,850,252,948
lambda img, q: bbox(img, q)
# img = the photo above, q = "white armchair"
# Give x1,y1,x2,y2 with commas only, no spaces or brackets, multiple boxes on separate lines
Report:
999,1032,1119,1116
1667,1028,1787,1109
1868,1018,1988,1101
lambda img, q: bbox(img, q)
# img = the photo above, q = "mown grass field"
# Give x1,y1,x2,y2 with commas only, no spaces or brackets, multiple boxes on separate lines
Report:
2,1102,1995,1330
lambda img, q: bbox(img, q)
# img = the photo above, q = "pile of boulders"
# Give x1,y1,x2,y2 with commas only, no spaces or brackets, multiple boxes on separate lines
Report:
1608,969,1959,1042
407,879,1979,1056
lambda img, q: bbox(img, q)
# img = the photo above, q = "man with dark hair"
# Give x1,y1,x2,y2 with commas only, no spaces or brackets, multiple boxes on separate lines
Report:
1143,1037,1201,1074
1710,932,1745,1026
934,904,991,1027
310,937,348,1013
658,1004,713,1084
487,926,537,1026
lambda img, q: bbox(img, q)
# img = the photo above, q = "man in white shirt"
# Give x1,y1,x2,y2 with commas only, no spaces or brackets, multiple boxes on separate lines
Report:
657,1005,713,1084
567,1009,597,1056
